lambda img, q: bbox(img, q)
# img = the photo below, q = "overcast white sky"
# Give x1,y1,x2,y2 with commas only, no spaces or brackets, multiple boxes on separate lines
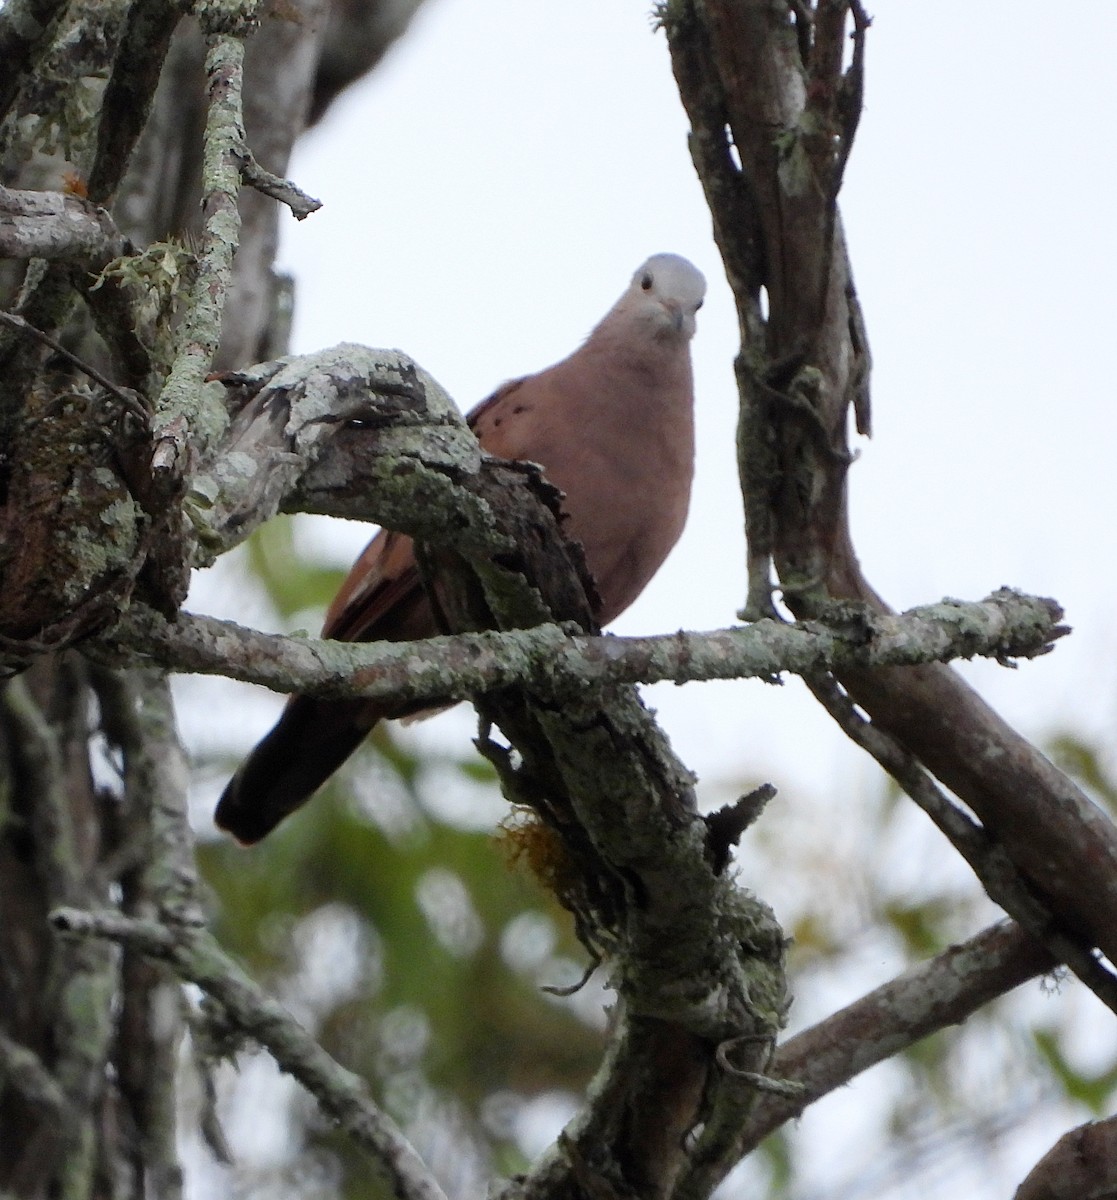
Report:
181,4,1117,1196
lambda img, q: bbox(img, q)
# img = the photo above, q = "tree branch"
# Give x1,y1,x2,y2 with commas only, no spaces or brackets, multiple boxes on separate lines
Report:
151,30,247,479
416,535,790,1200
105,588,1066,709
807,672,1117,1016
48,907,450,1200
665,0,1117,972
86,0,185,206
237,150,322,220
2,666,119,1192
89,665,195,1199
676,921,1055,1200
0,184,131,262
0,2,132,440
186,345,484,559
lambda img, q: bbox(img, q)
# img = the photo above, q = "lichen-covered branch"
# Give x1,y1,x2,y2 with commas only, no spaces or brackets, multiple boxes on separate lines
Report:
92,665,195,1200
185,344,483,561
0,1,132,433
0,665,120,1194
408,508,791,1198
807,673,1117,1016
151,30,247,475
676,920,1054,1199
48,907,450,1200
0,185,131,261
482,678,788,1200
107,588,1066,710
93,666,202,924
184,344,603,648
664,0,1117,971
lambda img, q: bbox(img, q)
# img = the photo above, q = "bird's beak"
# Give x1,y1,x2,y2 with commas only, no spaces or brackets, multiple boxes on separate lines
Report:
661,301,685,333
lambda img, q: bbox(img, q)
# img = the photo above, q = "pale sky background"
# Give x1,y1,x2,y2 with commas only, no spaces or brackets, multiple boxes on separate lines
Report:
183,3,1117,1196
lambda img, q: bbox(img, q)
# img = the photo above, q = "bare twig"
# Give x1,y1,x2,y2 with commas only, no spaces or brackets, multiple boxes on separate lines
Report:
238,152,322,219
0,310,150,423
704,783,777,874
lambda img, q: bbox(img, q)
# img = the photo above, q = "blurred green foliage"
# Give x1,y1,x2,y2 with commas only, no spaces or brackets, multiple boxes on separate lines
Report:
246,515,354,621
198,738,604,1197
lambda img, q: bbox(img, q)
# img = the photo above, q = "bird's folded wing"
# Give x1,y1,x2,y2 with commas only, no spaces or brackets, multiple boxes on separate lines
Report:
321,376,536,643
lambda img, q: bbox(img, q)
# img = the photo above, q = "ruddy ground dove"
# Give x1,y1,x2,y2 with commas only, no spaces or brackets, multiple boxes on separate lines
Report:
217,253,707,842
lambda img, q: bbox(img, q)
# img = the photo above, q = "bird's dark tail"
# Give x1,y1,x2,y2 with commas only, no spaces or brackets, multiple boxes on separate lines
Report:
215,697,372,844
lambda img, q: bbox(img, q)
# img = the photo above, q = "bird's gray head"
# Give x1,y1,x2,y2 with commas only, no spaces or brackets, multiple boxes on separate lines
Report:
624,253,706,342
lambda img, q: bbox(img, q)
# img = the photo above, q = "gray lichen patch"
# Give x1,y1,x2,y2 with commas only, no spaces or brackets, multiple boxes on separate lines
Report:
56,478,144,608
191,345,488,560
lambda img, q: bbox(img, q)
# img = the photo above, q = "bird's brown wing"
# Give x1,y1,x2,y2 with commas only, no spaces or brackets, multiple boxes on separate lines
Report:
466,376,529,448
320,375,533,642
323,528,428,642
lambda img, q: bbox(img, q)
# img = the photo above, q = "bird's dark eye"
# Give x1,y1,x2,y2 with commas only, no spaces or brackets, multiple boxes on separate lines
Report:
640,273,653,291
